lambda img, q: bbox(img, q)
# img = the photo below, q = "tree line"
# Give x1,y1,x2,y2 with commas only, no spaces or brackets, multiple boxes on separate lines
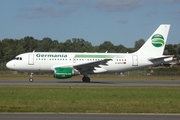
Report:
0,36,180,64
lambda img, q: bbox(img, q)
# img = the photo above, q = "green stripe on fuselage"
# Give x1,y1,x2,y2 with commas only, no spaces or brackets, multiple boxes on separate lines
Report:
75,55,124,58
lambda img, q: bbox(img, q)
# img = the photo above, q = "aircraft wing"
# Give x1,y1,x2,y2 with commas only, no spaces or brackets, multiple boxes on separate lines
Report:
73,59,112,73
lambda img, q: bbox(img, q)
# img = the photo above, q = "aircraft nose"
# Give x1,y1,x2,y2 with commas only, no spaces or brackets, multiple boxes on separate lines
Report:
6,61,14,69
6,62,10,69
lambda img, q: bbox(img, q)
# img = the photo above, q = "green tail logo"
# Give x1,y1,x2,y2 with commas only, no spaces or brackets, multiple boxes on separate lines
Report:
151,34,164,47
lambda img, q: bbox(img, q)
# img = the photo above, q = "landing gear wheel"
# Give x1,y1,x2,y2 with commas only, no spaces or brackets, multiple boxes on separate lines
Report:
82,76,90,82
29,78,33,82
29,73,34,82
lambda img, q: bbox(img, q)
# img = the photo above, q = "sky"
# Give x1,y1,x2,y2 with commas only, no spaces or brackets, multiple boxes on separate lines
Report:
0,0,180,48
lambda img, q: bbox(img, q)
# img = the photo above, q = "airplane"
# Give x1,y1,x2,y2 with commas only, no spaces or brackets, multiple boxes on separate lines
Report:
6,24,173,82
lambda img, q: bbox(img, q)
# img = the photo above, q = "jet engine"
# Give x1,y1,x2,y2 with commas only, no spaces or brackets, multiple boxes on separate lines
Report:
54,67,79,79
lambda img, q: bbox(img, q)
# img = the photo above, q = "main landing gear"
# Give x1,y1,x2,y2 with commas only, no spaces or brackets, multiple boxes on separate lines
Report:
82,76,90,82
29,73,34,82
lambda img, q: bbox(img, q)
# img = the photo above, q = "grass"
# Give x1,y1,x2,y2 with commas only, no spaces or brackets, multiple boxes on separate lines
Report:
0,73,180,113
0,86,180,113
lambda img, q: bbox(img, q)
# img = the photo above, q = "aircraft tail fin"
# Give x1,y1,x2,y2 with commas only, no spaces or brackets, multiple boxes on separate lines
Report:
135,24,170,55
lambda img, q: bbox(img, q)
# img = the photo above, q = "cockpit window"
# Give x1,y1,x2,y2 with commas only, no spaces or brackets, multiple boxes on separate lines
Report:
14,57,22,60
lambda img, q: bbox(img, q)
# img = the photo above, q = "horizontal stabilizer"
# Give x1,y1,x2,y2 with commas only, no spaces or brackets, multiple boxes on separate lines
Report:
149,56,173,63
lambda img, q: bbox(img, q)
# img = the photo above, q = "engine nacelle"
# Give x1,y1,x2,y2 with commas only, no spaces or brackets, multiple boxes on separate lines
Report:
54,67,73,79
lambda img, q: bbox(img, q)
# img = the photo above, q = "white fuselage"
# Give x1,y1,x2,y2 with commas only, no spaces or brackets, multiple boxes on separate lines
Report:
6,52,164,74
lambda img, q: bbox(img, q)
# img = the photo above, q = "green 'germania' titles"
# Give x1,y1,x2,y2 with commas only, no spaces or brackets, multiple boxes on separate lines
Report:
36,54,67,58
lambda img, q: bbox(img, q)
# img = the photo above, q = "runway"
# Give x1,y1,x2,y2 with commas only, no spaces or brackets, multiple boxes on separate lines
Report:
0,80,180,87
0,113,180,120
1,80,180,120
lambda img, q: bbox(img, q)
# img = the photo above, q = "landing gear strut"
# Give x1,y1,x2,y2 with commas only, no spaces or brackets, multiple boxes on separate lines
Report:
82,76,90,82
29,73,34,82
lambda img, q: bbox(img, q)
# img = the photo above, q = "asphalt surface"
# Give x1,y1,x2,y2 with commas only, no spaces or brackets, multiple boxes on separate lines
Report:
0,113,180,120
0,79,180,86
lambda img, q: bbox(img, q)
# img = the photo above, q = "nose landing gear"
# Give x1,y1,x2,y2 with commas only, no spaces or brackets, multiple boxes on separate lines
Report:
29,73,34,82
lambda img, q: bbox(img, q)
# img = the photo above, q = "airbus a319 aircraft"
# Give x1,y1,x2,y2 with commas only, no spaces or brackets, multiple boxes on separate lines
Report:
6,24,173,82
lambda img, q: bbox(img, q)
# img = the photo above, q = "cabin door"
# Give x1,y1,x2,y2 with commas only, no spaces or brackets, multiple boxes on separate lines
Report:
132,55,138,66
28,54,34,65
